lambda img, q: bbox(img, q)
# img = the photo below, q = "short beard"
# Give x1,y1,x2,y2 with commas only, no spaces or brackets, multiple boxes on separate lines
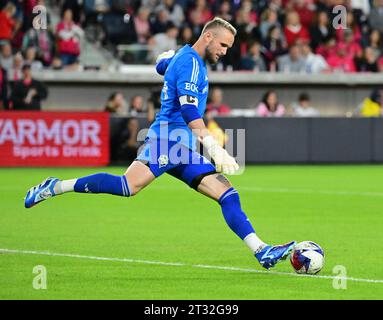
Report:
205,46,217,65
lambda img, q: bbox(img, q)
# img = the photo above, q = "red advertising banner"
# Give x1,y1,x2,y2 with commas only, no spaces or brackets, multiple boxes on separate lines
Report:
0,111,109,166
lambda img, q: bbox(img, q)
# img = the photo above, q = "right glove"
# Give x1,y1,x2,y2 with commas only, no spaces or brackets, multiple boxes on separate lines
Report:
201,135,239,175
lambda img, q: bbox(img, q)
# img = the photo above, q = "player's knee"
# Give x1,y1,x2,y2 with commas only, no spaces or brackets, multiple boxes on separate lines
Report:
128,185,139,196
123,177,143,196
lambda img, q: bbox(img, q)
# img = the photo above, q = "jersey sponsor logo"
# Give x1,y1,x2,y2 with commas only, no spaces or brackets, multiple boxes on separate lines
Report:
184,82,199,93
179,95,198,107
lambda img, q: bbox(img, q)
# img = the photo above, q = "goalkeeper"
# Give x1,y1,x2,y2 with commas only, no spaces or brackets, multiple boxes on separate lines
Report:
25,17,295,269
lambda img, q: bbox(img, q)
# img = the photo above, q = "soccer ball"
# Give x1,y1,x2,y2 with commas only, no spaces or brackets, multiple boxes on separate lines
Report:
290,241,325,274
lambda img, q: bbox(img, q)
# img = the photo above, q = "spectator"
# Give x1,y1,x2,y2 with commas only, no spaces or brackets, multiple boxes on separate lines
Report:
355,47,379,72
188,0,213,28
61,0,84,24
240,41,267,71
104,91,138,162
342,29,363,59
206,87,232,117
133,6,151,44
326,42,357,72
216,0,234,23
288,0,315,30
9,64,48,110
0,2,16,43
256,90,286,117
368,0,383,33
316,35,337,60
363,29,382,58
104,91,128,115
155,0,185,28
235,0,257,26
291,92,320,117
268,0,284,14
8,51,23,81
128,95,147,117
117,94,152,162
354,88,382,117
18,0,36,36
336,10,362,43
301,43,329,73
259,8,281,41
229,3,260,69
150,6,170,35
22,32,55,67
127,93,155,125
148,21,179,63
263,25,288,70
309,10,334,51
24,47,44,71
21,16,56,66
0,67,8,109
177,25,195,45
283,10,310,47
56,9,84,67
0,42,13,72
277,44,306,72
83,0,111,25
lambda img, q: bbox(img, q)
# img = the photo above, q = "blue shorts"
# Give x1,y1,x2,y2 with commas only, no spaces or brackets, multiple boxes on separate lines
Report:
136,138,216,189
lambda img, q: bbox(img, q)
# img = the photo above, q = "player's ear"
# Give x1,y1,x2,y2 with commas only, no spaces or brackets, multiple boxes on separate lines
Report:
204,30,214,43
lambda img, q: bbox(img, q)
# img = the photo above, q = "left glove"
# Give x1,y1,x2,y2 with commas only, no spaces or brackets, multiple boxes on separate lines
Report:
156,50,175,64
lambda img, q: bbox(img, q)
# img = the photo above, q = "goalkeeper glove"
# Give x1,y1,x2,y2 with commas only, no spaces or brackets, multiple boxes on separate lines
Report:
201,135,239,175
155,49,175,64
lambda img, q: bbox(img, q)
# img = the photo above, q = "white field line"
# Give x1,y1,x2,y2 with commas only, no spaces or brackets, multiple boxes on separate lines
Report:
1,248,382,284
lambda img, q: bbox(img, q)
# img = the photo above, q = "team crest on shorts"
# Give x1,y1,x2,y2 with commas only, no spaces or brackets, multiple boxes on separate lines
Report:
158,154,169,168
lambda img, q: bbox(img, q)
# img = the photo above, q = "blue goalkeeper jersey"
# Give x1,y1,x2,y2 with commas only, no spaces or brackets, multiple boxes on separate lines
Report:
146,44,209,151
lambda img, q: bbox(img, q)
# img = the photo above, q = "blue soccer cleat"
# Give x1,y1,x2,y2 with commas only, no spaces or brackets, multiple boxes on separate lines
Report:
255,241,297,269
24,177,59,208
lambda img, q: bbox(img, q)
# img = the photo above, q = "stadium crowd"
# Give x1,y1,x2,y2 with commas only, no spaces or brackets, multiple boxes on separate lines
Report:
0,0,383,116
0,0,383,73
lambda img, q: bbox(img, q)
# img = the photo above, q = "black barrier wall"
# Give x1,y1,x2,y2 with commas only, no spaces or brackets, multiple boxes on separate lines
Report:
110,117,383,163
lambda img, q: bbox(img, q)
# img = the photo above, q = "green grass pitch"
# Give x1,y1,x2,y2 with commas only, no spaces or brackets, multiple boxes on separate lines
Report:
0,165,382,300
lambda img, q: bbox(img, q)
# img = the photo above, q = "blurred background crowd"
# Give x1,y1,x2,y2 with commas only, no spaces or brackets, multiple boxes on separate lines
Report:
1,0,383,72
1,0,382,163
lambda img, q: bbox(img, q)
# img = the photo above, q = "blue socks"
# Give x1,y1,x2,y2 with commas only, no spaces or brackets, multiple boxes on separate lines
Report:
74,173,131,197
219,187,255,240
